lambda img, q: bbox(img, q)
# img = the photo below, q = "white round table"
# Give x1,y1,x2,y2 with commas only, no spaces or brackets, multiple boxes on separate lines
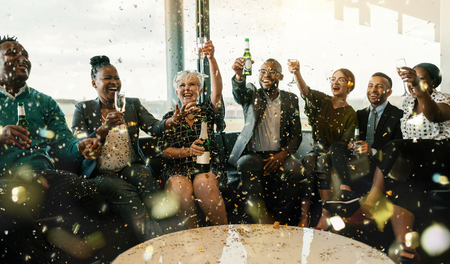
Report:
112,224,394,263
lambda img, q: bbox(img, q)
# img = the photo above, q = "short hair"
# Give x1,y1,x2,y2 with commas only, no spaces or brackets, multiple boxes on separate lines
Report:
333,68,355,92
90,55,113,80
173,70,204,90
371,72,392,89
0,35,18,45
265,58,282,73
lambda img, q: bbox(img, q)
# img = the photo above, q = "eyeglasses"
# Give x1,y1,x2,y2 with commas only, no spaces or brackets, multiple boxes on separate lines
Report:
259,69,280,75
328,77,348,84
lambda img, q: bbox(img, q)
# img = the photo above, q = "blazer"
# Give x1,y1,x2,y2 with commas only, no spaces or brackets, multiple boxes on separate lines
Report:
357,102,403,151
72,97,166,178
228,77,302,166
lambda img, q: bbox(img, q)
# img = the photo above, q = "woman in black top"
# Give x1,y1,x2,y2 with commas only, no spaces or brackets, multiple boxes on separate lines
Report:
157,40,227,228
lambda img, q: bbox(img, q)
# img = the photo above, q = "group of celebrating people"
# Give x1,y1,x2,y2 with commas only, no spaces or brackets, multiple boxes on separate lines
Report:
1,35,448,264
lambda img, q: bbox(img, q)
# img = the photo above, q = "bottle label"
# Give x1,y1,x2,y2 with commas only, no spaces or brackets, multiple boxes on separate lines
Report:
196,151,210,164
244,58,252,71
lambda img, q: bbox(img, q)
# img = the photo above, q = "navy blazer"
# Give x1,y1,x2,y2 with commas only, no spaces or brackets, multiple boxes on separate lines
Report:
72,97,166,178
228,77,302,166
357,102,403,151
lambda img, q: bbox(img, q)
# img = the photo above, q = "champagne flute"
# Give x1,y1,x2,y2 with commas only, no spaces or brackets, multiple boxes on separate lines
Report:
114,91,126,115
196,37,209,78
396,58,409,96
287,59,298,86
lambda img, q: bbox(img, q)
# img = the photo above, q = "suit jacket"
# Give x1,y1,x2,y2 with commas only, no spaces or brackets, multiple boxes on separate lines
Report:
228,77,302,166
72,97,166,178
357,102,403,150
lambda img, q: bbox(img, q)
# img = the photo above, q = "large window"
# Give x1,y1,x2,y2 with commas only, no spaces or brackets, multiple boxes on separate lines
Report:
1,0,441,132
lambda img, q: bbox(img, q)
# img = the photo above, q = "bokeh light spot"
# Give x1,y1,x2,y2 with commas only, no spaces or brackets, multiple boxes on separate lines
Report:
421,223,450,256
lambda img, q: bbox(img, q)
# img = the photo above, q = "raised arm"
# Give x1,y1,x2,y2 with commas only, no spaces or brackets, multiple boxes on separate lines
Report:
204,40,223,114
400,67,450,122
287,59,310,99
231,57,255,106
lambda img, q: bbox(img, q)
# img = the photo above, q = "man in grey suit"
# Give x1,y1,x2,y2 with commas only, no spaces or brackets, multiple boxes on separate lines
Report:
228,58,304,224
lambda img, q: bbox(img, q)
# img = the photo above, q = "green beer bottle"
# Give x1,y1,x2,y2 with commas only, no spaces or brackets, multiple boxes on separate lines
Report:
196,118,210,173
243,38,252,76
17,102,30,130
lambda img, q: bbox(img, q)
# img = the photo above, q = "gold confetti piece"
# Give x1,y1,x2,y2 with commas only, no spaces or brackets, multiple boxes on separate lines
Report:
273,221,280,229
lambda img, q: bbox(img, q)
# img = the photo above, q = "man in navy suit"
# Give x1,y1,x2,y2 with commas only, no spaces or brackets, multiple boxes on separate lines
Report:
325,72,403,215
228,58,304,224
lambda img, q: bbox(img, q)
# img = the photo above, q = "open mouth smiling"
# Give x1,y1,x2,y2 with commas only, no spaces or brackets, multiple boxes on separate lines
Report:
183,92,194,98
108,87,119,92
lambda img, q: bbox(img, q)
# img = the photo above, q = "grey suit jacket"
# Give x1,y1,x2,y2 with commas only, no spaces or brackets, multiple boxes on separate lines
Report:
72,97,166,178
228,77,302,166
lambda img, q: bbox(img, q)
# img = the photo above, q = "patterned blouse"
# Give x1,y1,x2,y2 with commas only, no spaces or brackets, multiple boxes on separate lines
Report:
401,90,450,140
97,123,138,172
157,97,226,184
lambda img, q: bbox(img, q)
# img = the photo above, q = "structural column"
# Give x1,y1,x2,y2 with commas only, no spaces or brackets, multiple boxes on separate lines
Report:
165,0,185,108
441,0,450,93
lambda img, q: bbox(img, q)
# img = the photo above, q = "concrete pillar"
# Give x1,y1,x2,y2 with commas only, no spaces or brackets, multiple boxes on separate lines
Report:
165,0,185,108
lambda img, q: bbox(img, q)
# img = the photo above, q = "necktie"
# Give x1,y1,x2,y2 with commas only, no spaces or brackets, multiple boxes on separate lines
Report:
366,108,377,146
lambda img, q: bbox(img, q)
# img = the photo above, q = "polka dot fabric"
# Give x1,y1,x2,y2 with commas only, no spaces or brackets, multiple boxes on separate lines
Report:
401,91,450,140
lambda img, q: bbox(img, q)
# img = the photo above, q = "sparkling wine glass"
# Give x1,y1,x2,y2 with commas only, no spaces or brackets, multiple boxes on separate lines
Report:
196,37,209,78
115,92,126,113
287,59,298,86
396,58,409,96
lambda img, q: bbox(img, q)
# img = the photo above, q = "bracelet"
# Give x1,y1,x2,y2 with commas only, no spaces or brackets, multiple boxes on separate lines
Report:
172,116,180,124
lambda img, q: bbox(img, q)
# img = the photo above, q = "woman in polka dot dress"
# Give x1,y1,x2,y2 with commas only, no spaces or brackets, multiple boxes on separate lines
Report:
360,63,450,264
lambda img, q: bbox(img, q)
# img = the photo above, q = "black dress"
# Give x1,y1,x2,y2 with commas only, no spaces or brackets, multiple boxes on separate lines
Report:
157,97,226,185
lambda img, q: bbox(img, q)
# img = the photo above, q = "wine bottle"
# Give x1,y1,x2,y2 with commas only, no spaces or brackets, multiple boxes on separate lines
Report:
17,102,30,130
242,38,252,76
196,118,210,173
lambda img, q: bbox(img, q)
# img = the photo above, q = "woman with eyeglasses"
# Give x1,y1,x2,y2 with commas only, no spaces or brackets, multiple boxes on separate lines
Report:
288,61,357,230
157,39,227,228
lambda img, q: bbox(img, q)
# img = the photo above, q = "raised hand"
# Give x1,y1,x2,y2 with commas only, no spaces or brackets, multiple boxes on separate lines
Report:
232,57,254,81
287,59,300,74
172,102,201,123
203,40,215,60
103,111,125,130
397,66,420,91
